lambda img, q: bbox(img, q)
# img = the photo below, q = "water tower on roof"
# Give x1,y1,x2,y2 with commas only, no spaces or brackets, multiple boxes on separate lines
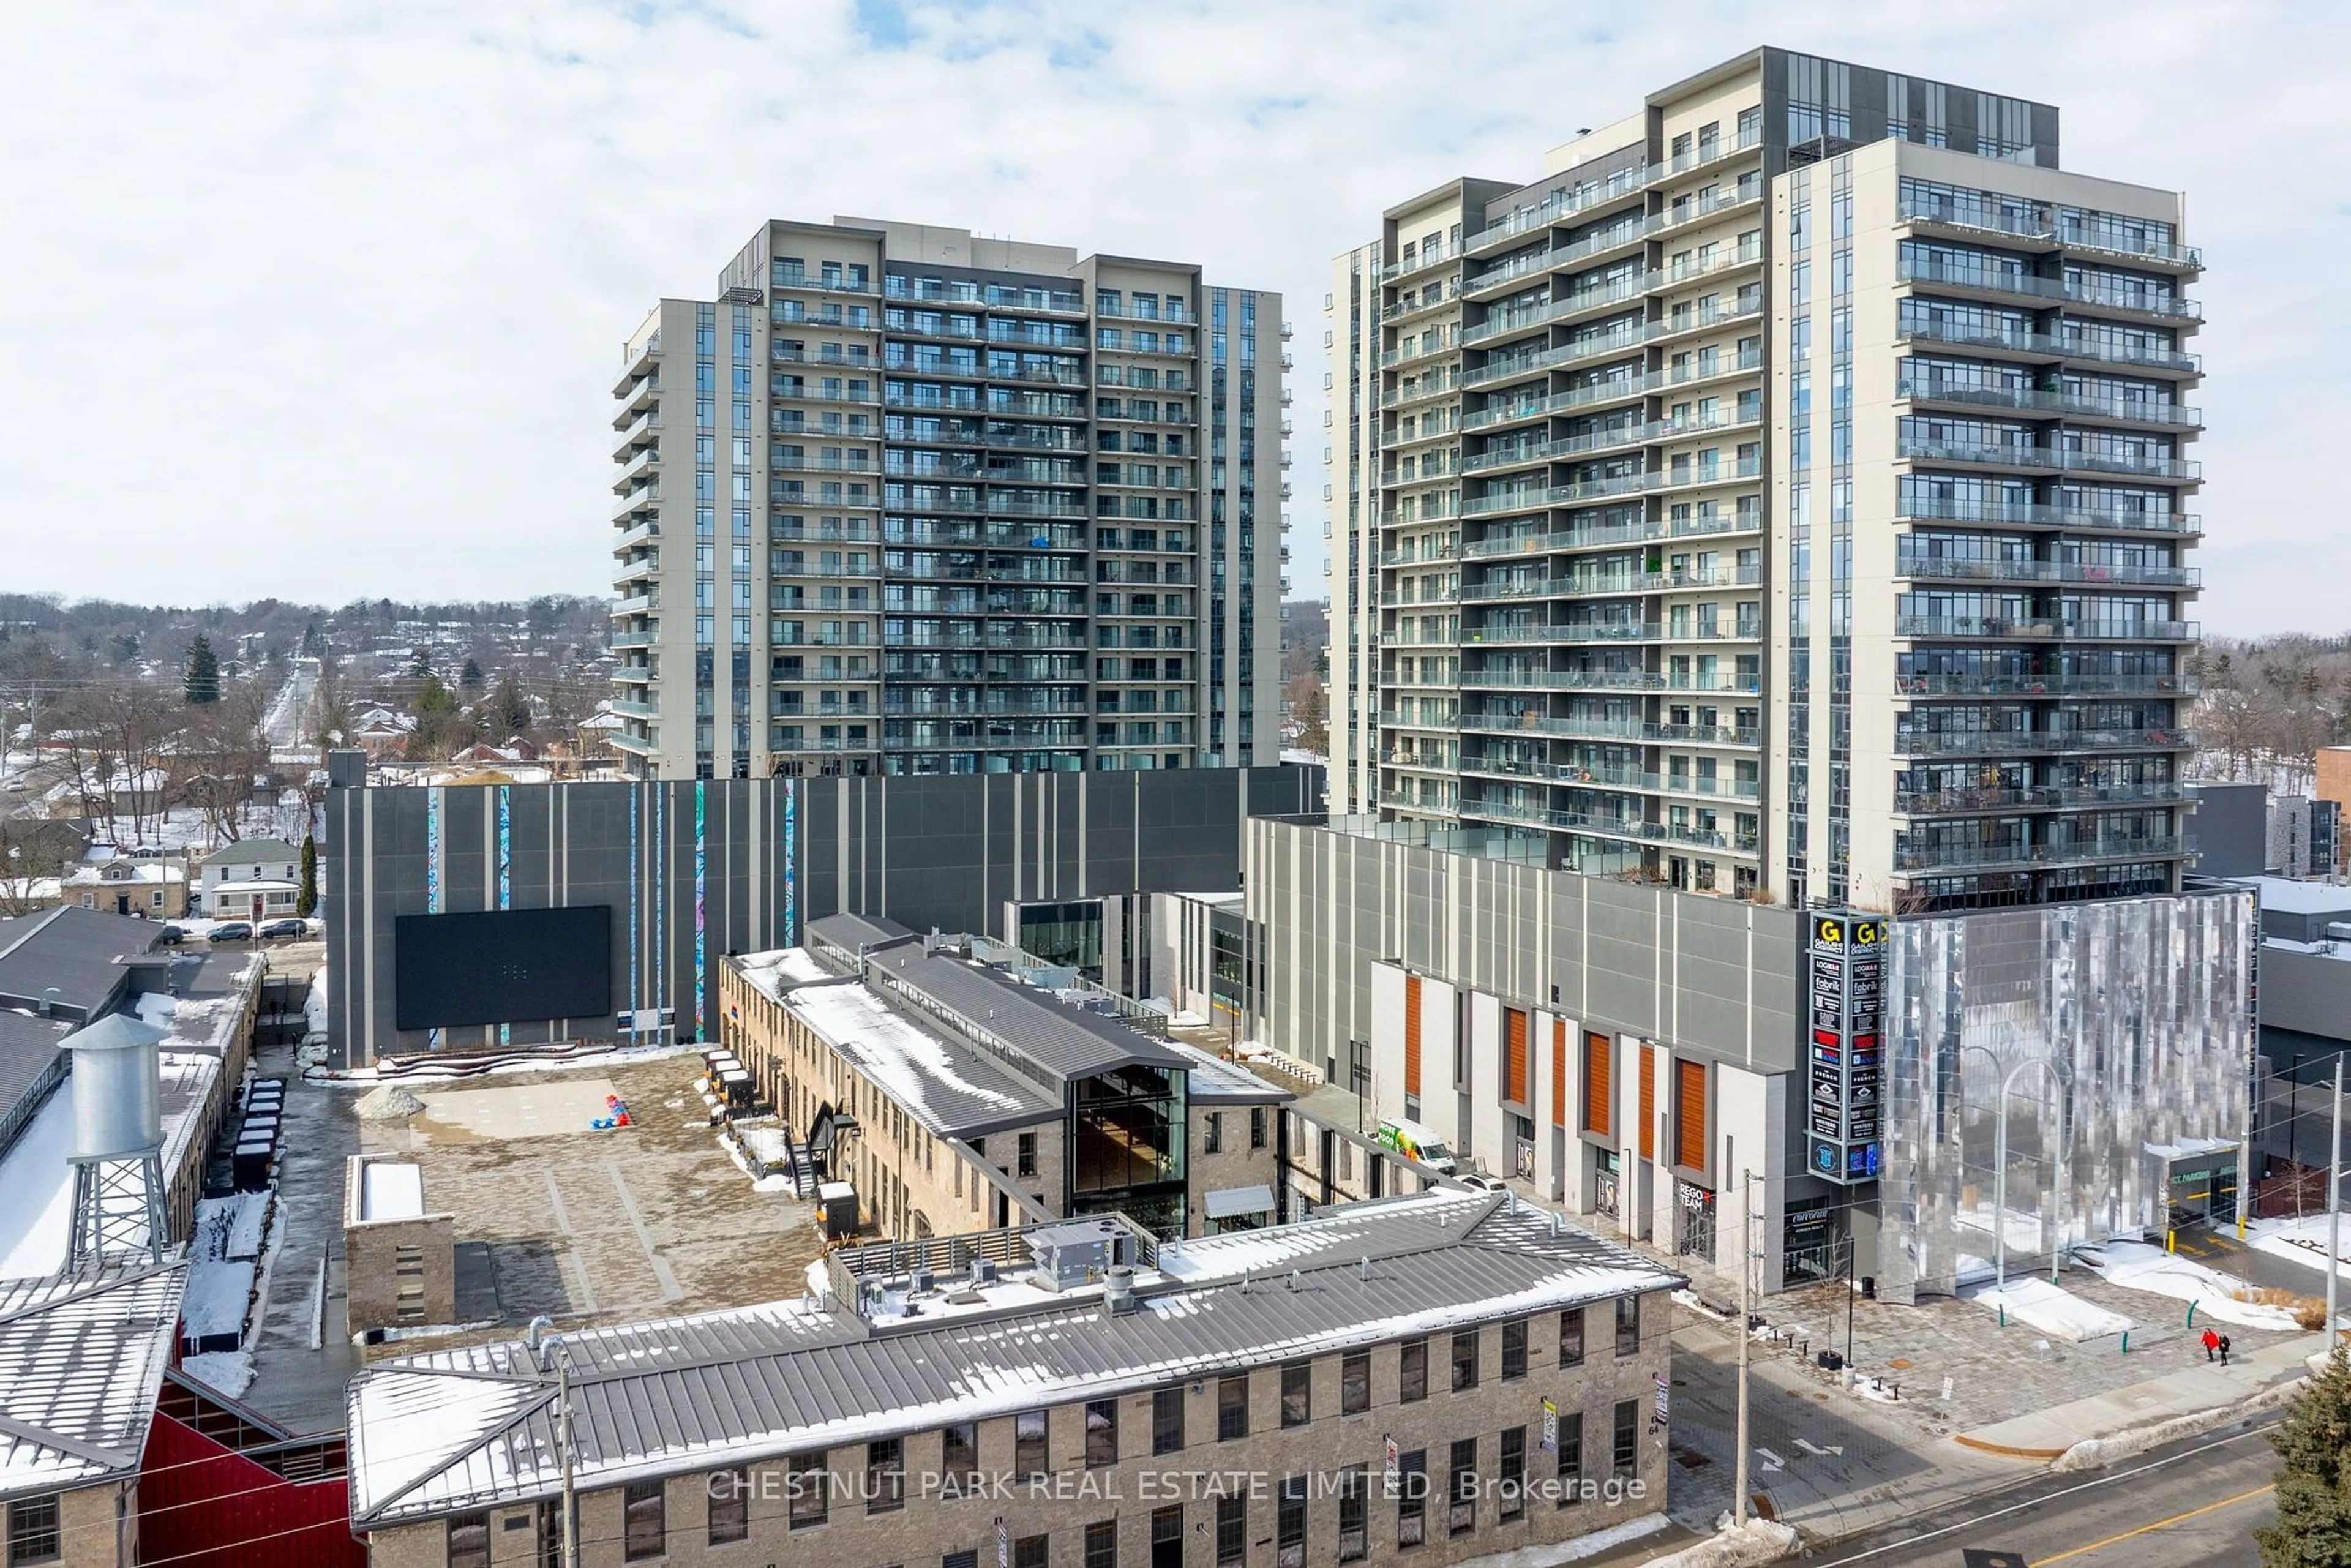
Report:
63,1012,169,1270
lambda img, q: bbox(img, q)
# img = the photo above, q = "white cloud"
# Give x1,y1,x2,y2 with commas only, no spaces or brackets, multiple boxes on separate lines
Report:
0,0,2339,633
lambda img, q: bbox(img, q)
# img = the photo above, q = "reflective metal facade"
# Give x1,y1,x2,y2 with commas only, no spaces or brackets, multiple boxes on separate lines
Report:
1877,888,2253,1301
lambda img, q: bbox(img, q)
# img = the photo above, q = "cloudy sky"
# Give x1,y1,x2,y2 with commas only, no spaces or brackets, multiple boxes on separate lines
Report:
2,0,2339,633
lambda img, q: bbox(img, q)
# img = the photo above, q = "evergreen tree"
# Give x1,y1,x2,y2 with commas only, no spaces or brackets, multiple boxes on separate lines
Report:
2257,1344,2351,1567
182,634,221,705
459,657,486,694
296,833,318,918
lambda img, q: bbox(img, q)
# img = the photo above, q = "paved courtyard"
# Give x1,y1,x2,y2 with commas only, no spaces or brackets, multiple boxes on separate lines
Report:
359,1054,823,1347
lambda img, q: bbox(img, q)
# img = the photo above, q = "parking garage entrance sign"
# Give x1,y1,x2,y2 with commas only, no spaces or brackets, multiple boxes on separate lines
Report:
1806,912,1884,1185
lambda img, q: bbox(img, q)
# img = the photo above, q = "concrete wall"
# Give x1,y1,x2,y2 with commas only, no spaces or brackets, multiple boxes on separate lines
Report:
326,765,1319,1065
359,1290,1678,1568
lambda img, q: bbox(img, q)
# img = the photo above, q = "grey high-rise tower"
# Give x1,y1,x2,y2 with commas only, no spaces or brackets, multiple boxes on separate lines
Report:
612,218,1289,781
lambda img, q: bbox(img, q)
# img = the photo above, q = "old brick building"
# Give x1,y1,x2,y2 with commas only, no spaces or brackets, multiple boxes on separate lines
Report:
347,1190,1683,1567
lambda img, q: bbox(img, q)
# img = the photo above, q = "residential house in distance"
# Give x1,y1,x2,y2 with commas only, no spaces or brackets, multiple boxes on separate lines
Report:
722,913,1293,1239
346,1190,1685,1567
196,838,301,920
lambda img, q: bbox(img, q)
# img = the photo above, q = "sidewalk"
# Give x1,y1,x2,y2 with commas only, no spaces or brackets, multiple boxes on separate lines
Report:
1953,1330,2323,1458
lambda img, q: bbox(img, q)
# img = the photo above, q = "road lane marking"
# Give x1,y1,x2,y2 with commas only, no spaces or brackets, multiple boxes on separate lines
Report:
2030,1483,2274,1565
1810,1422,2276,1565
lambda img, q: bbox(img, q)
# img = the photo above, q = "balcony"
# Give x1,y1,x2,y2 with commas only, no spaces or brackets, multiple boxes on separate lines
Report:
1895,437,2199,484
1895,615,2198,642
1463,372,1667,432
1455,669,1665,693
1891,726,2197,756
612,335,659,398
608,631,655,650
1895,497,2200,538
1894,670,2197,699
1893,552,2198,590
1893,835,2190,873
612,447,659,493
1461,323,1655,389
1895,377,2202,430
1649,298,1765,348
613,411,661,454
1896,319,2200,377
1461,275,1657,347
1468,165,1657,255
1658,124,1765,181
613,594,654,617
1894,781,2192,816
1461,470,1663,518
1658,457,1762,493
616,375,659,417
611,520,659,555
1462,224,1650,298
1660,242,1764,289
1895,198,2202,273
1895,257,2202,323
1655,184,1764,238
612,486,659,523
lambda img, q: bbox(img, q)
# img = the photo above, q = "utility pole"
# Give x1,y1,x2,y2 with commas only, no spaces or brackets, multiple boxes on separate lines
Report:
2328,1056,2344,1343
557,1343,579,1568
1733,1167,1753,1528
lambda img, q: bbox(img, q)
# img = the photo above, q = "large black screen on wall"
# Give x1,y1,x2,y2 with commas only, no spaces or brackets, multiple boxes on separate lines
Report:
394,906,612,1031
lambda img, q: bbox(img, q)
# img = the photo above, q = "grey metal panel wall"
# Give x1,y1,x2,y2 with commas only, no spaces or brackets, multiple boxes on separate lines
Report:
326,767,1319,1066
1244,818,1802,1081
2258,944,2351,1042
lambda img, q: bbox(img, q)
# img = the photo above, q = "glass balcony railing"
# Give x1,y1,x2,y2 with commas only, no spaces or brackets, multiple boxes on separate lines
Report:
1895,377,2203,429
1892,726,2197,756
1893,553,2199,589
1894,615,2199,642
1895,497,2199,536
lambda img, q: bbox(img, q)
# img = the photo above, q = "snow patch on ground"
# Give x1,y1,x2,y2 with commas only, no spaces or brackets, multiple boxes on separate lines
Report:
2078,1239,2305,1330
303,969,328,1035
2249,1213,2351,1285
718,1131,800,1195
2053,1374,2309,1472
1643,1517,1798,1567
805,1260,832,1300
178,1351,255,1399
1968,1275,2134,1341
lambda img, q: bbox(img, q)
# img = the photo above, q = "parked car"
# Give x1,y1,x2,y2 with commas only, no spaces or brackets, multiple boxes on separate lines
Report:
209,922,253,942
257,918,309,940
155,925,187,946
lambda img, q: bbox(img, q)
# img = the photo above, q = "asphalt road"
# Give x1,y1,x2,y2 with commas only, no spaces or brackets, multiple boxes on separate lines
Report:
1807,1417,2281,1567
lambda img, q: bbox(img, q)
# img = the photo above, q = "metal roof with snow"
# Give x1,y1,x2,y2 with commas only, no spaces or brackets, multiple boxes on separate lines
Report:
346,1190,1682,1528
0,1262,187,1504
864,944,1191,1087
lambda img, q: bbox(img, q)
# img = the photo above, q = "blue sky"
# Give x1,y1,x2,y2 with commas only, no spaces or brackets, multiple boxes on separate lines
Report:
0,0,2341,635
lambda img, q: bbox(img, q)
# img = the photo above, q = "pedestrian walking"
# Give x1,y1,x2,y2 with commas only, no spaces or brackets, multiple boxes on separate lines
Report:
2201,1326,2219,1362
2218,1334,2232,1366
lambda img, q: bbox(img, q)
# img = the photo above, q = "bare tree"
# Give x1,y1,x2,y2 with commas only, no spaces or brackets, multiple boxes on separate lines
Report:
45,680,184,847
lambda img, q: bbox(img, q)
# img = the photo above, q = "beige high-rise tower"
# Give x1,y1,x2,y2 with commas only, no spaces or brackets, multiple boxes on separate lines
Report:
612,219,1289,781
1327,47,2199,913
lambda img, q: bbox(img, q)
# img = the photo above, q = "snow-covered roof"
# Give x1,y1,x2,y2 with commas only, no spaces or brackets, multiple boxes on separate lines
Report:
730,945,840,1000
784,978,1058,1139
0,1262,187,1504
346,1190,1682,1528
0,1048,225,1280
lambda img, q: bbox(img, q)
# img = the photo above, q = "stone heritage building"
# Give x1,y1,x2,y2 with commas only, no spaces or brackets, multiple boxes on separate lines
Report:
347,1191,1684,1567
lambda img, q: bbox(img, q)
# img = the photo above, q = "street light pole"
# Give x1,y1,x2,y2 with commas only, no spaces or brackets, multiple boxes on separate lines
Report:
1733,1167,1753,1528
2328,1056,2344,1342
